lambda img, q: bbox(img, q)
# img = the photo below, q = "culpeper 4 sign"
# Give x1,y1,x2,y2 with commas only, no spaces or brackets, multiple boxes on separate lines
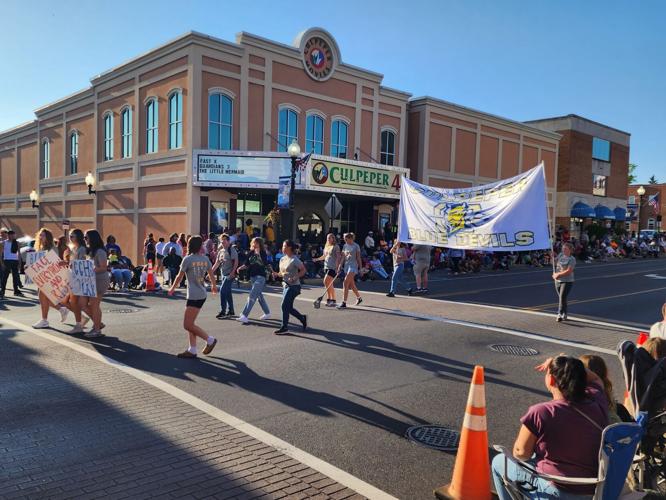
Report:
306,156,408,199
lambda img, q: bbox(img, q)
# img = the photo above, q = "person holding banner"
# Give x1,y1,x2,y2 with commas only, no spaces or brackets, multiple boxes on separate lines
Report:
67,229,89,334
553,242,576,322
314,233,341,307
31,228,70,329
168,236,218,358
336,233,363,309
411,244,431,293
386,240,411,298
79,230,109,338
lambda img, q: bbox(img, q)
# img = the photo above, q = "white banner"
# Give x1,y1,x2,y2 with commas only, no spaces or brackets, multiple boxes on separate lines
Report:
25,250,71,305
24,251,46,285
70,259,97,297
398,163,551,251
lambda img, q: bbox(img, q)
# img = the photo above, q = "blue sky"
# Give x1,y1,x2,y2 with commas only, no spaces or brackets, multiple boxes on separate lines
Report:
2,0,664,183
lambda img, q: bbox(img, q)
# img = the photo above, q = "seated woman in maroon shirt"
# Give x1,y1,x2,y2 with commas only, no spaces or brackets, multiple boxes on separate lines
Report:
492,355,609,499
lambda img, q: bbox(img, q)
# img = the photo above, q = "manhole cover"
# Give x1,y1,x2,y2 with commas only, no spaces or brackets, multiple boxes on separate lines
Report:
105,308,138,314
489,344,539,356
405,425,459,451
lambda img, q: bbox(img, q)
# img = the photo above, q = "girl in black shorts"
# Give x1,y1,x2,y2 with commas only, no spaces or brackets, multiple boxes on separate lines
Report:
168,236,218,358
314,233,341,306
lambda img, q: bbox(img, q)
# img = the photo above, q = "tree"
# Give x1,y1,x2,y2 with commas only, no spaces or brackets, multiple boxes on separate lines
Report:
649,175,658,184
628,163,638,184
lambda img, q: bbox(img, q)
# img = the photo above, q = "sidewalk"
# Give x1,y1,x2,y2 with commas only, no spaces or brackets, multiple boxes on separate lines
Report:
0,326,366,500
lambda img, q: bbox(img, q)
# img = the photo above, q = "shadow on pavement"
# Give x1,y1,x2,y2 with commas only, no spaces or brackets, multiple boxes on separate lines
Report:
0,326,270,498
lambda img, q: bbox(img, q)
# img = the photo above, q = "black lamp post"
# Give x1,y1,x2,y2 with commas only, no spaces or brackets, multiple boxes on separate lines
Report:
637,185,646,232
85,171,97,196
282,140,301,242
29,189,40,208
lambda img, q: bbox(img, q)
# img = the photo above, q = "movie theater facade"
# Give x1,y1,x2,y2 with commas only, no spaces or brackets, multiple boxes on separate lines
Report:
0,28,560,262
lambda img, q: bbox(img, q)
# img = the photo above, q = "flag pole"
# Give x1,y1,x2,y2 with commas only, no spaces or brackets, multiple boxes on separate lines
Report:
541,162,557,277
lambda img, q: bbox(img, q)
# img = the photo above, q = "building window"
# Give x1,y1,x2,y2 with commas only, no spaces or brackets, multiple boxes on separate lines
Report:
380,129,396,166
168,91,183,149
593,174,607,197
69,132,78,174
208,93,232,150
41,140,50,179
103,113,113,161
628,195,636,205
146,99,158,153
331,120,348,158
648,218,656,230
121,107,132,158
305,114,324,154
278,108,298,152
592,137,610,162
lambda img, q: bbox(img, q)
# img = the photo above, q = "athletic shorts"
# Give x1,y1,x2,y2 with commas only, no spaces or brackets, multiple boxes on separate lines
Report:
325,269,337,278
156,254,164,260
186,298,206,309
344,265,358,275
413,262,429,275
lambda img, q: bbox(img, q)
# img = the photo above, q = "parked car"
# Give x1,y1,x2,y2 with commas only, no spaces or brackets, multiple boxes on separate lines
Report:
640,229,657,241
17,236,35,273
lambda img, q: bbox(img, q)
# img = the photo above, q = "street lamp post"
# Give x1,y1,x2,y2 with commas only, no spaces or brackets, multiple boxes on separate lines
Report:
29,189,40,209
637,185,646,233
85,171,97,195
283,140,301,242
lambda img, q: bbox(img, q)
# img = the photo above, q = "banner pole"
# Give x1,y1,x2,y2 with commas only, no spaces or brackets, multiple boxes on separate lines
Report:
541,162,557,277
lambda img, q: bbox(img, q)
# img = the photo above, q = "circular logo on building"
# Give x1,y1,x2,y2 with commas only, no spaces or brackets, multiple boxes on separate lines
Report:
301,35,336,82
312,162,329,184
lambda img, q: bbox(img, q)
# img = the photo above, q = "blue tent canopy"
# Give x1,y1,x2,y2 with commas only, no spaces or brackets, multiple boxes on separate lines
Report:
571,202,596,218
614,207,627,221
595,204,616,220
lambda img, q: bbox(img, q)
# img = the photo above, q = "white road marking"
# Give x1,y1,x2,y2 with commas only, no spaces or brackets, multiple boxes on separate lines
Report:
1,317,397,500
645,274,666,280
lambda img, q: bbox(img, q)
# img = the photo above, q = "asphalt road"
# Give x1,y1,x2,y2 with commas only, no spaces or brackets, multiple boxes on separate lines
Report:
354,257,666,329
0,281,638,499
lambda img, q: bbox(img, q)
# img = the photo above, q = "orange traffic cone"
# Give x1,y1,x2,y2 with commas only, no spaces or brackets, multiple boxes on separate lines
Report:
434,366,491,500
146,259,155,292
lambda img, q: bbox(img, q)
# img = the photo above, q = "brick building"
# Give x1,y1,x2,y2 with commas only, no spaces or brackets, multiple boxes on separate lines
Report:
526,115,630,238
0,28,561,262
627,184,664,234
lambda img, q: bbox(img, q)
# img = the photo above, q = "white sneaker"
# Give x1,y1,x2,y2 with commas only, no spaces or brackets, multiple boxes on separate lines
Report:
59,307,69,323
32,319,49,329
259,313,271,321
69,323,84,334
237,314,249,324
84,330,104,338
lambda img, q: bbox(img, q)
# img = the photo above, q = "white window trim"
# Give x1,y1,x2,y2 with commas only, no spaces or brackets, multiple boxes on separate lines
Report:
146,98,159,154
380,125,398,135
330,115,351,125
103,111,114,161
278,103,302,115
208,87,236,100
305,109,327,121
168,91,183,150
69,131,79,175
143,95,159,105
120,106,133,159
167,87,184,100
379,127,397,166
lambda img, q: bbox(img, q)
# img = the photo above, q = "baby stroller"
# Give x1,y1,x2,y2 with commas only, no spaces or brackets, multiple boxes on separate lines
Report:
130,265,143,290
619,340,666,492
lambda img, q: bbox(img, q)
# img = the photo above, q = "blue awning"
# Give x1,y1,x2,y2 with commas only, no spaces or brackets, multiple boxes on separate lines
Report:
595,204,616,220
571,202,596,218
614,207,627,221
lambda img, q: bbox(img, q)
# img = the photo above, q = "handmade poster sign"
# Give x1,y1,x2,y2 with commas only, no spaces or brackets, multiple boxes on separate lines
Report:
70,259,97,297
24,251,46,285
25,250,71,305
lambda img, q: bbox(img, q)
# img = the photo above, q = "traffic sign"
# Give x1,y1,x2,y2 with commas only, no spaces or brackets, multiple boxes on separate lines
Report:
324,194,342,219
62,219,70,231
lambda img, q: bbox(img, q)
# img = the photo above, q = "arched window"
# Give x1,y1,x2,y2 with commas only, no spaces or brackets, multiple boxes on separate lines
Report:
121,107,132,158
331,120,348,158
146,98,158,154
278,108,298,152
41,140,50,179
69,132,78,174
208,93,233,150
168,91,183,149
305,114,324,154
380,129,396,166
103,113,113,161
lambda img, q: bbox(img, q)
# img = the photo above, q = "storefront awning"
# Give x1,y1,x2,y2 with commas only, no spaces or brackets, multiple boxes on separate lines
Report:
595,204,616,220
614,207,627,221
570,202,596,218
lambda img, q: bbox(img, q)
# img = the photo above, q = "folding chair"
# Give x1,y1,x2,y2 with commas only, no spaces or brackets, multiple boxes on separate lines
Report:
494,416,645,500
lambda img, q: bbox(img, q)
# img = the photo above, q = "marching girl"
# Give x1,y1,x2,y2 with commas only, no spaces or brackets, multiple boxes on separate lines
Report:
31,228,70,329
314,233,341,307
67,228,88,334
79,230,109,338
337,233,363,309
236,237,271,323
168,236,218,358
